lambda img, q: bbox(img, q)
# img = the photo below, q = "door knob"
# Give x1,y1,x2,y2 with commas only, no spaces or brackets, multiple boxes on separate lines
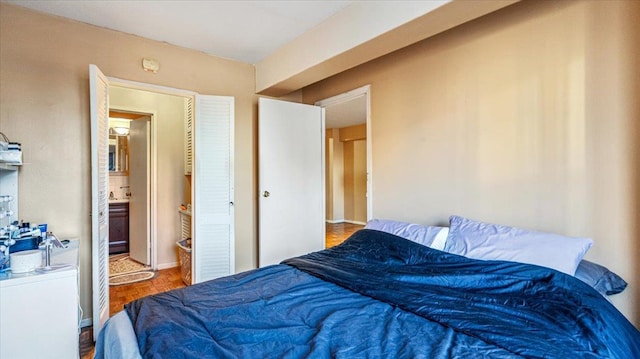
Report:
263,191,270,198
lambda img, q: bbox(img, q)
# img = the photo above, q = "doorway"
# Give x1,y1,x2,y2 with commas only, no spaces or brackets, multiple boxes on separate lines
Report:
92,67,236,338
316,85,372,242
104,84,190,328
107,111,151,269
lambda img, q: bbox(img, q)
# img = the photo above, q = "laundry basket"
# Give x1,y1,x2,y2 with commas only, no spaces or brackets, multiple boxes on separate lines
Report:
177,207,192,285
176,239,191,286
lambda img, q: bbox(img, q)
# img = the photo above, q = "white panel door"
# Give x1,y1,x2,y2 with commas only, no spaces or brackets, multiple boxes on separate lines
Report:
128,117,150,265
258,98,325,267
89,64,110,339
192,95,234,284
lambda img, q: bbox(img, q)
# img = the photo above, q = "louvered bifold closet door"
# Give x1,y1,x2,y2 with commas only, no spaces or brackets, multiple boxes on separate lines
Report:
192,95,235,284
184,98,193,175
89,64,110,339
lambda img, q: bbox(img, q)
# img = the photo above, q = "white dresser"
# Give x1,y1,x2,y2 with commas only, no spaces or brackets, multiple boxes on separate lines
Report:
0,240,80,359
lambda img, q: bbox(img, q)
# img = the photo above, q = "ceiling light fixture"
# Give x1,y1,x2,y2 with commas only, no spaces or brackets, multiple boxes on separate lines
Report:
111,127,130,136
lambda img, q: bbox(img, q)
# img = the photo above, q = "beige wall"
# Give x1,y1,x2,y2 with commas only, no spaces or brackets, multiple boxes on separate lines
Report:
339,124,366,142
326,125,367,224
302,0,640,326
325,128,344,222
0,3,257,323
352,140,367,223
109,86,185,268
340,123,367,224
343,139,367,224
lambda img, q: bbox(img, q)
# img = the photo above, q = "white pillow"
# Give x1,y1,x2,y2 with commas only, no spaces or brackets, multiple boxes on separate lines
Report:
444,215,593,275
431,227,449,251
364,219,447,249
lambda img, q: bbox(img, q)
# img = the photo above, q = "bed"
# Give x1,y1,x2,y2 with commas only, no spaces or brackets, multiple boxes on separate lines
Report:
95,217,640,358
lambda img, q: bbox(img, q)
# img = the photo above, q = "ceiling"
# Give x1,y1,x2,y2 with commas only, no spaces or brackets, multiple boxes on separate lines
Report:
4,1,516,128
6,0,370,127
4,0,354,64
325,96,367,129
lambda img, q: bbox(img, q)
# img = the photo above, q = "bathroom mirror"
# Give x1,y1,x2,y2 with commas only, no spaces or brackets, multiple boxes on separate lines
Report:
109,129,129,175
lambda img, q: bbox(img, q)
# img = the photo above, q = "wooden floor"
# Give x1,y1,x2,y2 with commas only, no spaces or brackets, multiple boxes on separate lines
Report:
109,266,185,317
326,222,364,247
80,266,185,358
80,222,363,358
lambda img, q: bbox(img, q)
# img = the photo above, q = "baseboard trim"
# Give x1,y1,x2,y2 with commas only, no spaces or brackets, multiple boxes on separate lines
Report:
326,219,366,226
325,219,345,224
344,220,367,226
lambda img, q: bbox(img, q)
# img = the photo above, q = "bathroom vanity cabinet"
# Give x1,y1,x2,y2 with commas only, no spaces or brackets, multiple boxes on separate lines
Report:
109,202,130,255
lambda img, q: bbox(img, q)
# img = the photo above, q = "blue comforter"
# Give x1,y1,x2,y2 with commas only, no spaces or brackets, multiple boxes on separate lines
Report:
125,229,640,358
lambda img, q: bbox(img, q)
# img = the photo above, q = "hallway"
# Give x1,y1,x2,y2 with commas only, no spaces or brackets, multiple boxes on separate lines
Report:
326,222,364,248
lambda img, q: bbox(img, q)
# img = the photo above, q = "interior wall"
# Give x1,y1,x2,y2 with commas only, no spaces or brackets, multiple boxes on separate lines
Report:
338,123,367,224
343,142,355,222
301,0,640,326
325,132,333,220
339,124,366,142
0,3,257,323
342,139,367,224
109,86,184,268
325,128,344,222
352,140,367,223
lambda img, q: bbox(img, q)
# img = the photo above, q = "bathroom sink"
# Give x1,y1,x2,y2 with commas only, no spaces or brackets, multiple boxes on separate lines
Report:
109,198,130,203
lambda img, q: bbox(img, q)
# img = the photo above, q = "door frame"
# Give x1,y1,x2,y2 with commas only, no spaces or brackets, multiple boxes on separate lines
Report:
109,108,154,267
315,85,373,221
107,78,196,271
92,71,212,333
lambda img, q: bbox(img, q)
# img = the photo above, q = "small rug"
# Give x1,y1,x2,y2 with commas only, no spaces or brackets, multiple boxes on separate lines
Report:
109,270,156,286
109,255,150,277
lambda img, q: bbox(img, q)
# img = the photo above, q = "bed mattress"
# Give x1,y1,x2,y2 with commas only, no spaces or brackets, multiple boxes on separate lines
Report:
96,229,640,358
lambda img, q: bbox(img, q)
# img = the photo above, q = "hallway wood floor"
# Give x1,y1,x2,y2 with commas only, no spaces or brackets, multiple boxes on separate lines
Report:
326,222,364,247
80,222,364,358
80,266,185,358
